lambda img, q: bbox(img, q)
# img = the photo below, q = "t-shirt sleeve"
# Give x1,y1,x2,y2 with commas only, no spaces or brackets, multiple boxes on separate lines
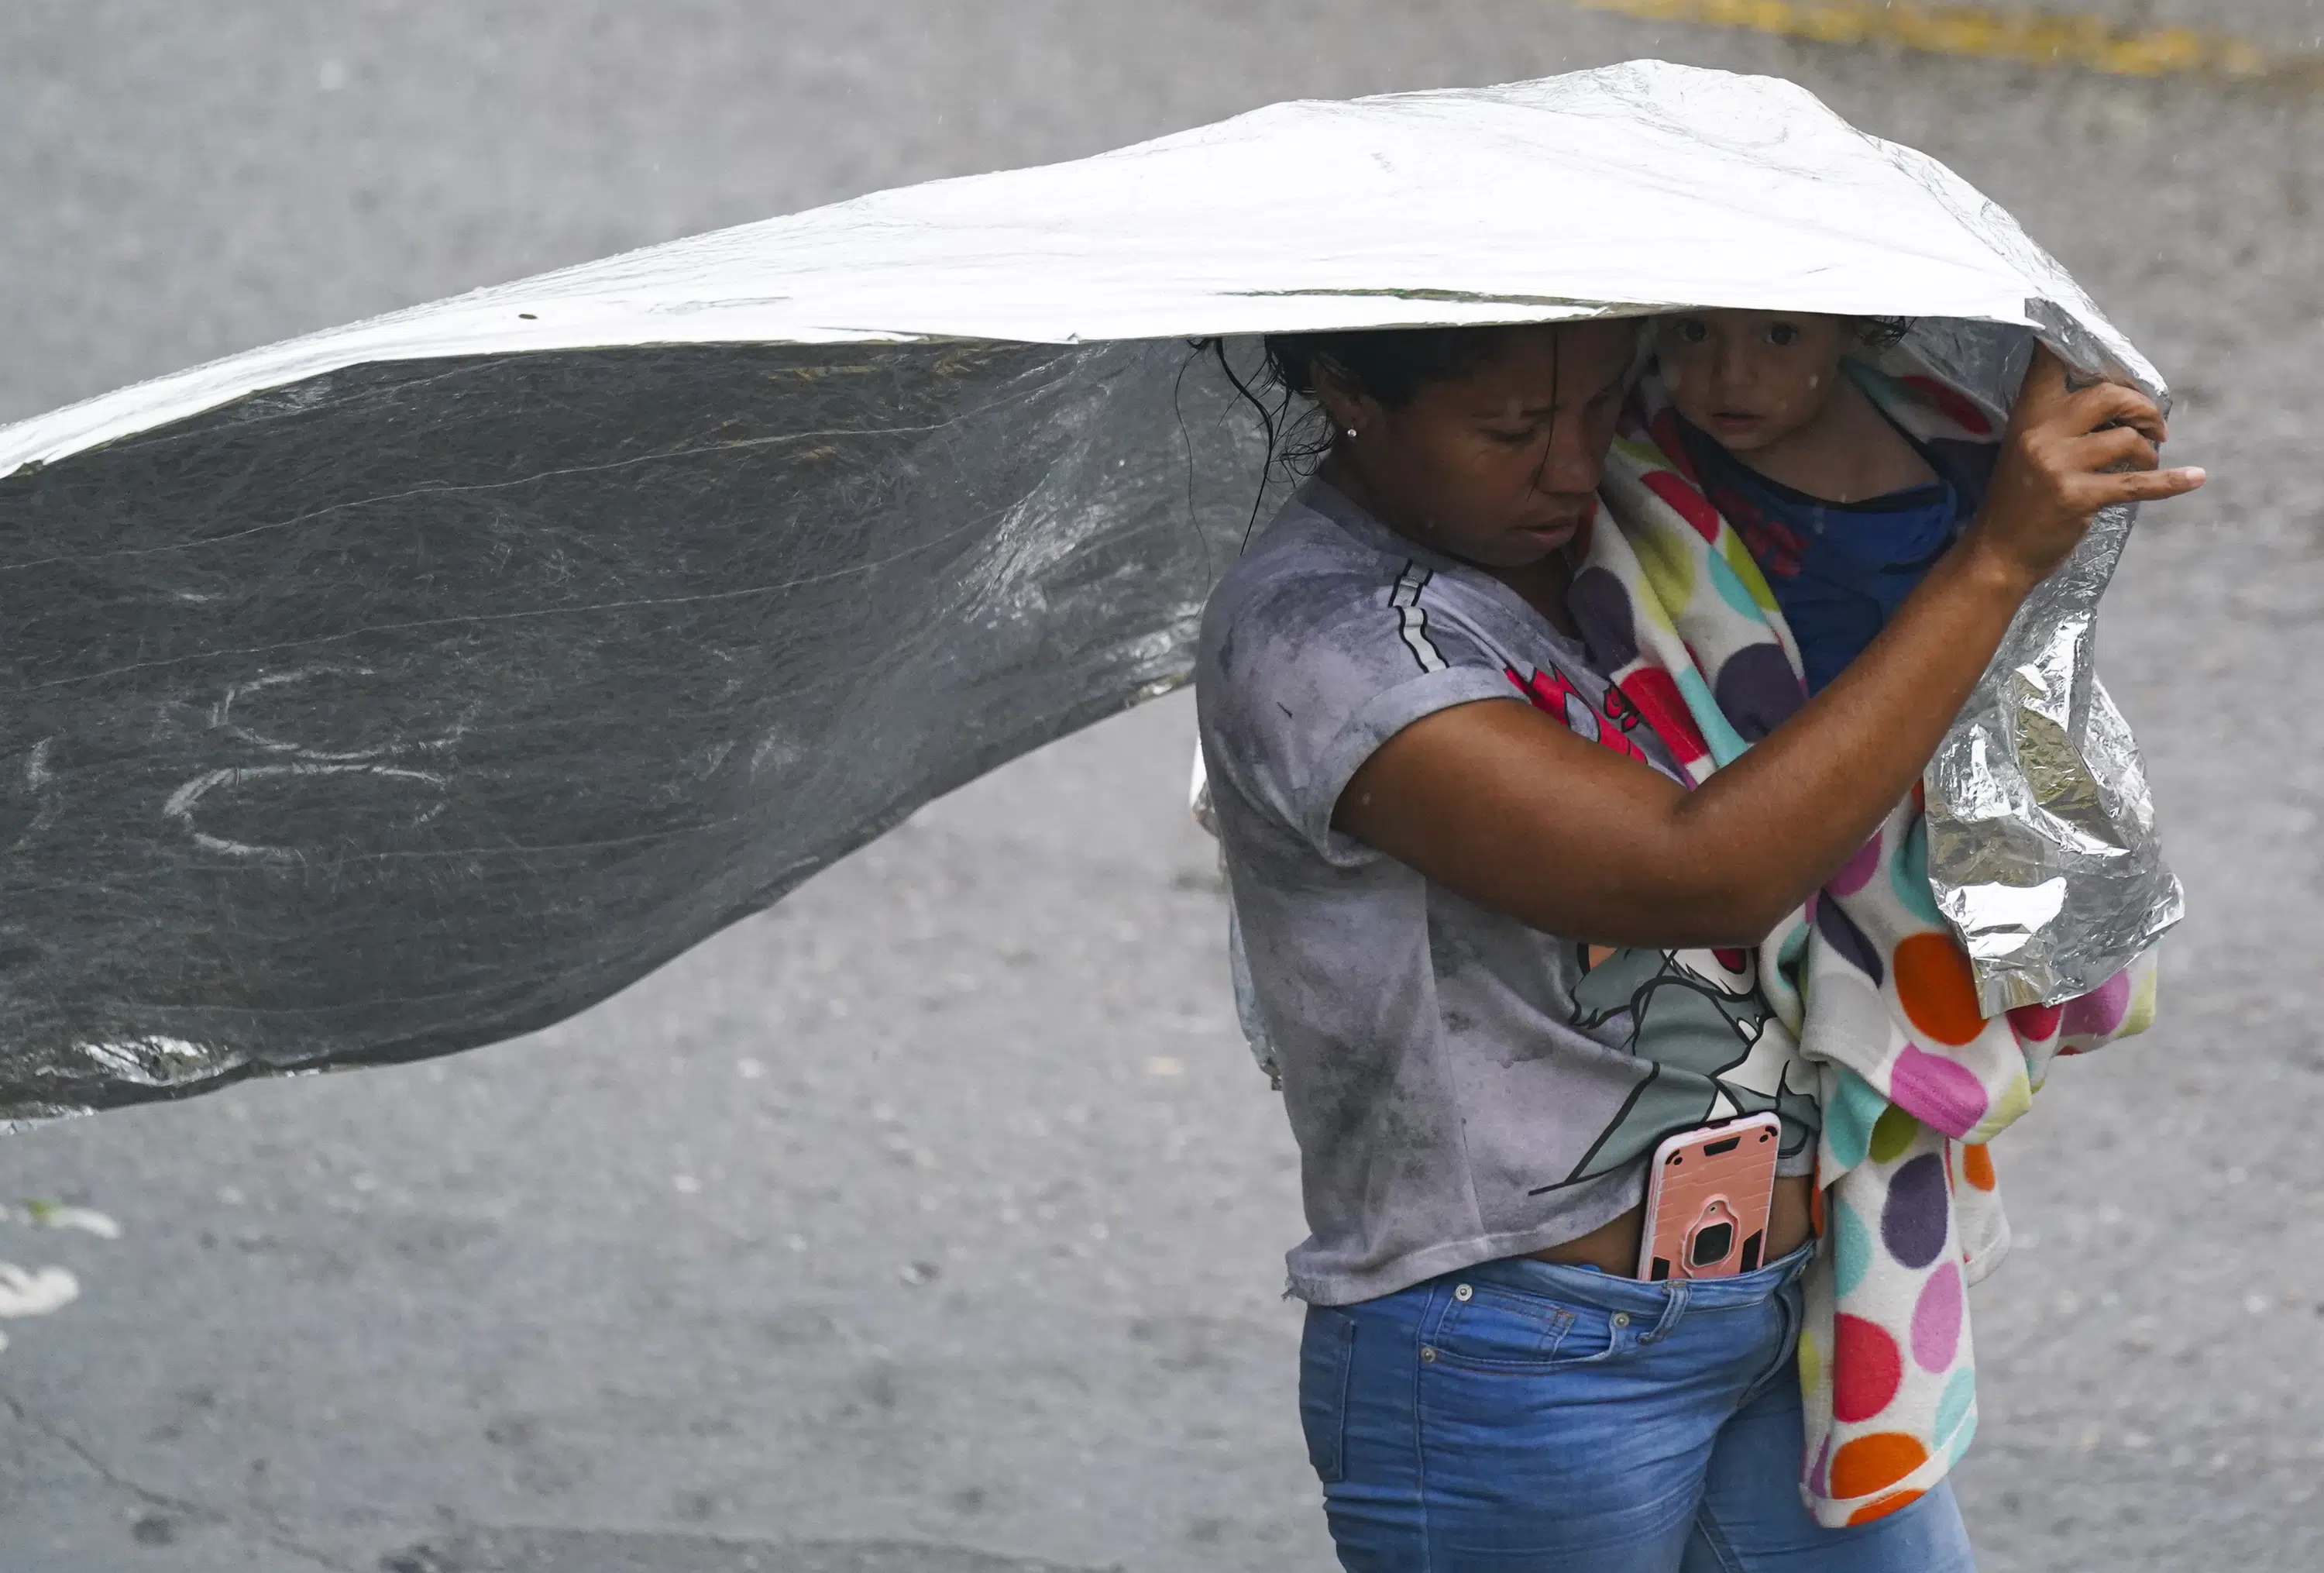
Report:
1200,572,1518,866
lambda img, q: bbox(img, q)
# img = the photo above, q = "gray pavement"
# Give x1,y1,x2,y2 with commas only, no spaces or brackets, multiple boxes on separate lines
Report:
2,3,2322,1570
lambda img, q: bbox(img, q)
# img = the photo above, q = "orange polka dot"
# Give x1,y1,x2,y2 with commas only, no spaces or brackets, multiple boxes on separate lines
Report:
1830,1433,1930,1500
1848,1489,1925,1526
1961,1142,1997,1192
1893,933,1985,1047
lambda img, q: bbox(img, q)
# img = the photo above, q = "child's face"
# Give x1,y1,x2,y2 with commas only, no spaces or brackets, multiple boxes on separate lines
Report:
1655,311,1854,453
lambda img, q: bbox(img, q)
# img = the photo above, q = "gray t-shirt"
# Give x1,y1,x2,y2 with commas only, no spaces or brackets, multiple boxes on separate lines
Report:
1196,480,1817,1306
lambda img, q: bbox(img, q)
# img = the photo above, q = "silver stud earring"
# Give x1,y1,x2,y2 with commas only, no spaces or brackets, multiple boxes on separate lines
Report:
1345,427,1359,440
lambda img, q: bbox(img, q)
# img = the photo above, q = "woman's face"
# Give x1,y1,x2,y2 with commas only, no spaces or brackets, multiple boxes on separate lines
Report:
1655,310,1853,453
1317,320,1637,570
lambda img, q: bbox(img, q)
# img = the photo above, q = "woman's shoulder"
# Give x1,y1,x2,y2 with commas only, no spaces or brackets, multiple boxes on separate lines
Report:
1205,487,1432,644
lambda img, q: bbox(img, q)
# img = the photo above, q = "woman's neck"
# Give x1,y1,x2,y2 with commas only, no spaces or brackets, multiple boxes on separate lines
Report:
1485,552,1580,637
1728,366,1937,504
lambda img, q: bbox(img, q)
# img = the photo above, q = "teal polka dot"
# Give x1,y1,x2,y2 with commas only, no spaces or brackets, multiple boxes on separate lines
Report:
1832,1198,1873,1298
1776,918,1811,974
1935,1367,1977,1446
1706,549,1763,621
1889,817,1943,924
1823,1065,1888,1171
1676,666,1751,766
1944,1408,1979,1469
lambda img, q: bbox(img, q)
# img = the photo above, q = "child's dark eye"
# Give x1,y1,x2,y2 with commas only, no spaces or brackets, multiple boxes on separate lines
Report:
1768,322,1800,347
1676,319,1710,345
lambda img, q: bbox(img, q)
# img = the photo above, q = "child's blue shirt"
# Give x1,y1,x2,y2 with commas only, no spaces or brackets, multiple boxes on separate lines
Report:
1673,388,1983,695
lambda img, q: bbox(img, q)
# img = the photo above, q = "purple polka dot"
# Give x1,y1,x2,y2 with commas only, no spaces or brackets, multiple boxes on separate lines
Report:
1712,642,1805,742
1887,1045,1991,1139
1913,1261,1964,1372
1568,565,1639,670
1810,1433,1833,1496
1882,1153,1950,1270
1816,897,1885,985
2060,969,2131,1039
1828,833,1883,897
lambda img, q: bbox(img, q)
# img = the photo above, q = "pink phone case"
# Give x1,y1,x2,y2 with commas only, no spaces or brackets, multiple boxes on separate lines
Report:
1635,1113,1782,1282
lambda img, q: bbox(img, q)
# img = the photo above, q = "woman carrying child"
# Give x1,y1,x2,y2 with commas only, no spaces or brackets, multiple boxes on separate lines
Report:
1192,315,2199,1570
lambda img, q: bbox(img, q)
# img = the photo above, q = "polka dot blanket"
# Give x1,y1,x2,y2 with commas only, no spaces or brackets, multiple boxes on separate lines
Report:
1568,356,2161,1527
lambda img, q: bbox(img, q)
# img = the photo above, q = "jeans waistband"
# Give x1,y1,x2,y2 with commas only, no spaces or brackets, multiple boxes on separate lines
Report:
1456,1239,1815,1316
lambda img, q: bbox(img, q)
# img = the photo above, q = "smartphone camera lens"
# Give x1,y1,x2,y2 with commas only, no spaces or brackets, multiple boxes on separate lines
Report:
1689,1221,1734,1267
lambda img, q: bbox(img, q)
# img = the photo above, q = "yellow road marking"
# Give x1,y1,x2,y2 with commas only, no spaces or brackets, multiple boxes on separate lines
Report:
1571,0,2321,84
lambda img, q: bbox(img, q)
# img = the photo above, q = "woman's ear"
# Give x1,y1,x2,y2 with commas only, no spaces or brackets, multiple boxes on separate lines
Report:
1308,356,1380,440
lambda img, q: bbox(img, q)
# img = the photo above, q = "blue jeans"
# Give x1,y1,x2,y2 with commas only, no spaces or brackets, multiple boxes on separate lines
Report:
1298,1245,1975,1571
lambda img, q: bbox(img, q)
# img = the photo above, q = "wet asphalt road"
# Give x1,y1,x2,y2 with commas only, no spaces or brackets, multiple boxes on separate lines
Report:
3,4,2323,1570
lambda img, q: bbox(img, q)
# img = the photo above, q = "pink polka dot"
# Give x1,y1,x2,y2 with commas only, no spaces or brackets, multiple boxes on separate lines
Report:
1828,833,1883,897
1912,1262,1963,1372
1887,1044,1991,1139
2061,970,2130,1039
1834,1314,1903,1423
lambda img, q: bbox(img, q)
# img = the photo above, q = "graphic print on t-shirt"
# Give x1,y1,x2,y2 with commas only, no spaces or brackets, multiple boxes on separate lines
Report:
1363,549,1813,1195
1532,943,1820,1193
1504,663,1653,764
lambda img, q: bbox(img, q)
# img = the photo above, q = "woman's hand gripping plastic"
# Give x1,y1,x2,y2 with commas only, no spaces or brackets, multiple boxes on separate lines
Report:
1961,346,2205,594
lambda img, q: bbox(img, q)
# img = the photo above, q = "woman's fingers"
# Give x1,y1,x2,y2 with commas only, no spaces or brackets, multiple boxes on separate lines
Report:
1973,344,2203,588
2061,380,2167,442
2066,423,2159,474
2016,346,2168,444
2108,464,2207,503
2068,459,2205,508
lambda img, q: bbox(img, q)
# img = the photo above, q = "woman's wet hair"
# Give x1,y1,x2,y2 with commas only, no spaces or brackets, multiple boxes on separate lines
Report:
1859,316,1913,350
1198,320,1645,544
1216,326,1518,482
1261,325,1518,411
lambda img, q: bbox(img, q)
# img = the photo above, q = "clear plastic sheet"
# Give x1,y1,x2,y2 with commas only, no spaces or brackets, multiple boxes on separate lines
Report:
0,342,1270,1122
0,60,2174,1120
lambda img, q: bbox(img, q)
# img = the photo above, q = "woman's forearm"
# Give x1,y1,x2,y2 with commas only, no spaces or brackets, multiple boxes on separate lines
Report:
1659,535,2036,938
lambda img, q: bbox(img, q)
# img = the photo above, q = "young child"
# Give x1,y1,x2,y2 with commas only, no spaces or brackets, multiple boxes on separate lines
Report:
1652,311,1996,693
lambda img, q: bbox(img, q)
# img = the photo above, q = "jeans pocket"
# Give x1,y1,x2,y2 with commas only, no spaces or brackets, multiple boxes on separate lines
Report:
1426,1282,1618,1372
1299,1305,1357,1485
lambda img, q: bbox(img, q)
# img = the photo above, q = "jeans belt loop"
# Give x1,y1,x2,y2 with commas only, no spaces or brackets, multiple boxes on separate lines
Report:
1642,1277,1688,1344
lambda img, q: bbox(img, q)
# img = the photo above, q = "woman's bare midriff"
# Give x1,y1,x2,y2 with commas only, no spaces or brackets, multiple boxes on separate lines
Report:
1525,1173,1815,1279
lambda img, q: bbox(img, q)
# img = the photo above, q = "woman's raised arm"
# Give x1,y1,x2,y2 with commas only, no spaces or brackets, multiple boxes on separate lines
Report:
1332,348,2205,948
